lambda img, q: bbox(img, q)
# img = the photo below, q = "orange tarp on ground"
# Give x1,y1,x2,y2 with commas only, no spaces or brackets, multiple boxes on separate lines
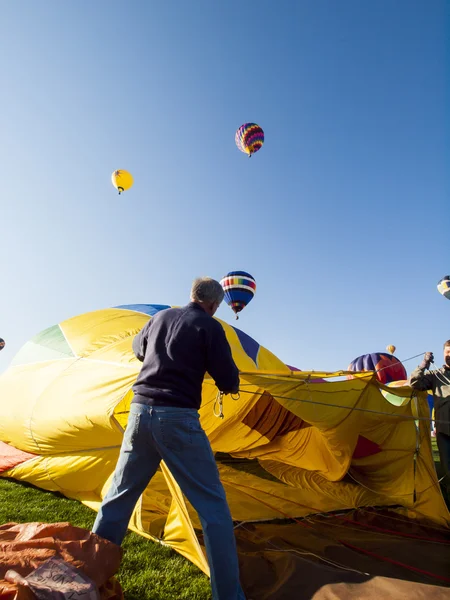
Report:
0,522,123,600
0,443,36,475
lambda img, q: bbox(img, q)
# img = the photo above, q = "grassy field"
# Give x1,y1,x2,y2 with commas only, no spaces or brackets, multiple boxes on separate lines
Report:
0,478,211,600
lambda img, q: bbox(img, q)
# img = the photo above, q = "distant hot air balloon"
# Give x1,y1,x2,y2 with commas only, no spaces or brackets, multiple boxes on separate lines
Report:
235,123,264,157
220,271,256,319
386,345,396,355
347,352,407,385
380,379,409,407
111,170,134,195
0,338,5,351
437,276,450,300
381,380,435,430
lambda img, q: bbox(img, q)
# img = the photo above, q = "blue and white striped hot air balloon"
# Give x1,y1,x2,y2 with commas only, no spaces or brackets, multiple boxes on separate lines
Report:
220,271,256,319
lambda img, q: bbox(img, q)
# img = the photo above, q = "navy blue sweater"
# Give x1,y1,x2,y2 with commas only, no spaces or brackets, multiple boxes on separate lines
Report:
131,303,240,409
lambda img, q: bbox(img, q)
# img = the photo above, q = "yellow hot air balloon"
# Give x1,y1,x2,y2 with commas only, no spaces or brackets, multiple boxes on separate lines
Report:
386,345,396,355
111,170,133,194
0,303,448,585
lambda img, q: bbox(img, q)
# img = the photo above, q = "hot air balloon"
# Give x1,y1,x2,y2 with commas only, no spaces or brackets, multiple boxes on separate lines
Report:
380,379,409,407
235,123,264,157
111,170,133,195
220,271,256,319
381,379,435,430
2,302,449,589
347,352,407,385
437,276,450,300
0,338,4,351
386,345,396,355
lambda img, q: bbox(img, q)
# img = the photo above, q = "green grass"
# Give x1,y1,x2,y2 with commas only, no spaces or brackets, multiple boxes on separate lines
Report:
0,478,211,600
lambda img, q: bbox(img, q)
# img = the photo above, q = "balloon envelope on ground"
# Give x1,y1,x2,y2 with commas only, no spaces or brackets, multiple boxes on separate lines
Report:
0,305,447,587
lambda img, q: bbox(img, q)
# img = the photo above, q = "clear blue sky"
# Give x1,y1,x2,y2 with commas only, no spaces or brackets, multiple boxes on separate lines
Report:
0,1,448,375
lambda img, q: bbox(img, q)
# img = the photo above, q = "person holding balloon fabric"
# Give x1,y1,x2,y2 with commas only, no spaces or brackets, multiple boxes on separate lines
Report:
92,277,246,600
409,341,450,488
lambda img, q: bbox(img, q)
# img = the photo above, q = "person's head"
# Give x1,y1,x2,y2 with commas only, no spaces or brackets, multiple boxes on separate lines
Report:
190,277,224,316
444,340,450,367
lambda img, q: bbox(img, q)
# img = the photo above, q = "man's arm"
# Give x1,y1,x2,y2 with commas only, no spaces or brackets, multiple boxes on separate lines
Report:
206,322,240,394
409,352,435,391
132,320,152,362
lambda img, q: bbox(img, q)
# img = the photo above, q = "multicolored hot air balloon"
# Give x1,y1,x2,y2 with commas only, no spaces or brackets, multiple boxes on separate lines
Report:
220,271,256,319
111,170,134,195
380,379,409,406
381,379,435,430
437,276,450,300
0,339,4,351
347,352,407,385
235,123,264,157
386,345,396,355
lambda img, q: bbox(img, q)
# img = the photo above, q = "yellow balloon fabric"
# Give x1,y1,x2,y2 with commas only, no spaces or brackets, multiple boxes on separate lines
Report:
0,304,448,577
111,169,133,194
386,345,396,354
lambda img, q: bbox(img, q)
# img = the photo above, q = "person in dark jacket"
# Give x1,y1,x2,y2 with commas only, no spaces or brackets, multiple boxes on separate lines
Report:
409,341,450,487
92,277,245,600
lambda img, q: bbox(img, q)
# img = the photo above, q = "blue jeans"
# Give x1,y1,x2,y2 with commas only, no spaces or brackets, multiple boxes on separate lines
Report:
92,404,245,600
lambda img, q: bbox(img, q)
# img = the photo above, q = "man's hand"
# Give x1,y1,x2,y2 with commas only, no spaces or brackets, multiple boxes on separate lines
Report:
221,386,239,396
420,352,434,369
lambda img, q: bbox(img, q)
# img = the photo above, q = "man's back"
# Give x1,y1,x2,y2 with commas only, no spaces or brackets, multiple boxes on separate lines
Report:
132,302,239,409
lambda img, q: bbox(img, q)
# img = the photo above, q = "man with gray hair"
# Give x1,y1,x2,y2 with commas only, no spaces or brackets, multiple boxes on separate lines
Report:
92,277,245,600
